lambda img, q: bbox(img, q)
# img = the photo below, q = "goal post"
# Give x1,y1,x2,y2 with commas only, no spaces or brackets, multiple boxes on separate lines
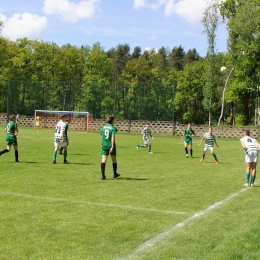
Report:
34,110,93,131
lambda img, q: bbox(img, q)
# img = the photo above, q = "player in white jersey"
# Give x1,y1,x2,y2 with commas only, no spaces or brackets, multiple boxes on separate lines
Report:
198,126,219,164
136,122,154,154
52,114,69,164
240,130,260,187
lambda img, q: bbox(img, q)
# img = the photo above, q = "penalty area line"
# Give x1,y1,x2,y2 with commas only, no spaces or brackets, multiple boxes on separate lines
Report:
0,191,188,215
119,186,253,260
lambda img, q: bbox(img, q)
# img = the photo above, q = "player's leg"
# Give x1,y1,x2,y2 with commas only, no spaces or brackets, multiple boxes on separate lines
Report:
52,142,59,163
101,150,109,180
210,148,218,163
59,146,63,154
0,144,11,156
137,141,146,148
200,147,206,162
14,144,19,162
244,160,252,186
62,142,69,164
189,143,193,157
250,162,257,186
184,142,189,157
110,146,120,178
148,141,152,153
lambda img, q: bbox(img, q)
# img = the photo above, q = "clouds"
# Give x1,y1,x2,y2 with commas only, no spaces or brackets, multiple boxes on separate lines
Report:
43,0,100,23
2,13,47,41
134,0,209,24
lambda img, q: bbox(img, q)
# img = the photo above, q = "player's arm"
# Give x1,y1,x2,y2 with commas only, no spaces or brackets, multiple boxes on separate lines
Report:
255,140,260,150
198,137,204,146
110,135,115,153
214,138,219,147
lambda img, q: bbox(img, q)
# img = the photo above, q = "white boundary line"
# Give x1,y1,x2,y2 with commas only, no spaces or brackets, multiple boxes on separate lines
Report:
119,186,253,260
0,191,188,215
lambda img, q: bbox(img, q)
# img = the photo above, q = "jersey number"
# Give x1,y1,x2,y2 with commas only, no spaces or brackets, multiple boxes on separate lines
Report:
55,126,61,134
104,129,110,139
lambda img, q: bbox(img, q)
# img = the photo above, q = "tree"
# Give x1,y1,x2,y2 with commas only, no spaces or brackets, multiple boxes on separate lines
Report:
202,0,220,125
220,0,260,125
168,45,185,71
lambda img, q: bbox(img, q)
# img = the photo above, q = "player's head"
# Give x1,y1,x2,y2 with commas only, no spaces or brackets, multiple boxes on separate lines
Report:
9,115,16,121
106,115,114,124
243,129,250,136
208,126,213,134
60,114,67,121
187,123,192,129
145,122,150,127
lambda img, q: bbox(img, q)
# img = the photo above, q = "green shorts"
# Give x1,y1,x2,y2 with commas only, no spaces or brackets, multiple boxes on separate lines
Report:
184,138,192,145
6,135,18,146
101,145,116,156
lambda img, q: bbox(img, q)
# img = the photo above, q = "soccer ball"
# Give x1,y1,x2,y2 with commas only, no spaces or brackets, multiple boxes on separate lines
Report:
220,66,227,72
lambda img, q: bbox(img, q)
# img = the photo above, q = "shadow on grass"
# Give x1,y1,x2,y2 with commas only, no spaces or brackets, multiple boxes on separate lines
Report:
116,177,148,181
69,162,94,166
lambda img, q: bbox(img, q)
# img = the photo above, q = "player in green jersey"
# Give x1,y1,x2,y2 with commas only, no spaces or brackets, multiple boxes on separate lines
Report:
59,117,70,155
100,115,120,180
198,126,219,164
181,123,195,157
0,115,19,162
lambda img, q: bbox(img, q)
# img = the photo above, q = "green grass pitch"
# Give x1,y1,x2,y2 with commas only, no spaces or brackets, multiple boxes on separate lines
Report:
0,126,260,260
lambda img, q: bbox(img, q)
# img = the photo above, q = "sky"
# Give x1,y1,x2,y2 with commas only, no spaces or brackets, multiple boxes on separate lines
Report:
0,0,228,57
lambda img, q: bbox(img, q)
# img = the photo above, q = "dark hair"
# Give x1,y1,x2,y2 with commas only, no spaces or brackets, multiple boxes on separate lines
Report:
106,116,114,124
244,129,250,136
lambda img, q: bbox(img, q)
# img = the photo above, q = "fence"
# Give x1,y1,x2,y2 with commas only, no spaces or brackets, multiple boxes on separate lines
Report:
1,113,260,138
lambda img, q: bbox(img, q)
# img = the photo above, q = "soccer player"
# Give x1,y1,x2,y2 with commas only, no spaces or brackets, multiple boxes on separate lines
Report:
35,116,40,131
181,123,195,157
100,115,120,180
198,126,219,164
136,122,154,154
240,130,260,187
59,117,70,155
0,115,19,162
53,114,69,164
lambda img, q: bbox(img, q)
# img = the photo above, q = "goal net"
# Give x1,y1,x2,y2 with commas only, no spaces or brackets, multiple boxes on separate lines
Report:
34,110,93,131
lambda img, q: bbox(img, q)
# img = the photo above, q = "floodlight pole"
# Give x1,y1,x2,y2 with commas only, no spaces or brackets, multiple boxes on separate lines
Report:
217,50,243,127
6,80,10,124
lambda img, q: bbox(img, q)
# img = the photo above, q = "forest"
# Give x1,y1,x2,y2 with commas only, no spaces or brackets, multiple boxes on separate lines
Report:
0,0,259,125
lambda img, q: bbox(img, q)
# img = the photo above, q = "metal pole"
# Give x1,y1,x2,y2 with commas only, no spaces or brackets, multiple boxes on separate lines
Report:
6,80,10,124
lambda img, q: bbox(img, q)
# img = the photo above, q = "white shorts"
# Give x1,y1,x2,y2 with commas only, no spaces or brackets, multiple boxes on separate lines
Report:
203,146,214,152
54,141,68,148
245,150,258,163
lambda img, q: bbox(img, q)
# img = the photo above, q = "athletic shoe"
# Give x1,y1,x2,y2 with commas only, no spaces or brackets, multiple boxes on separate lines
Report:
52,160,56,164
200,158,204,162
136,145,139,149
215,160,219,164
251,183,255,187
101,176,106,180
113,173,120,178
149,152,153,154
244,183,250,187
63,160,70,164
186,154,189,158
15,160,20,162
59,152,63,155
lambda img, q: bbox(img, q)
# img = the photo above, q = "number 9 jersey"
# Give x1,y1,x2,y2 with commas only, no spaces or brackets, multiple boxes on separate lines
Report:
100,123,117,150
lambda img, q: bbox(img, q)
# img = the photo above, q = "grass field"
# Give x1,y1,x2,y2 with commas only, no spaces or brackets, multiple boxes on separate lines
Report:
0,126,260,260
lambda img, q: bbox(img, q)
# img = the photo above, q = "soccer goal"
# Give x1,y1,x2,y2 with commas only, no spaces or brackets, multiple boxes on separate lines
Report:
34,110,93,131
